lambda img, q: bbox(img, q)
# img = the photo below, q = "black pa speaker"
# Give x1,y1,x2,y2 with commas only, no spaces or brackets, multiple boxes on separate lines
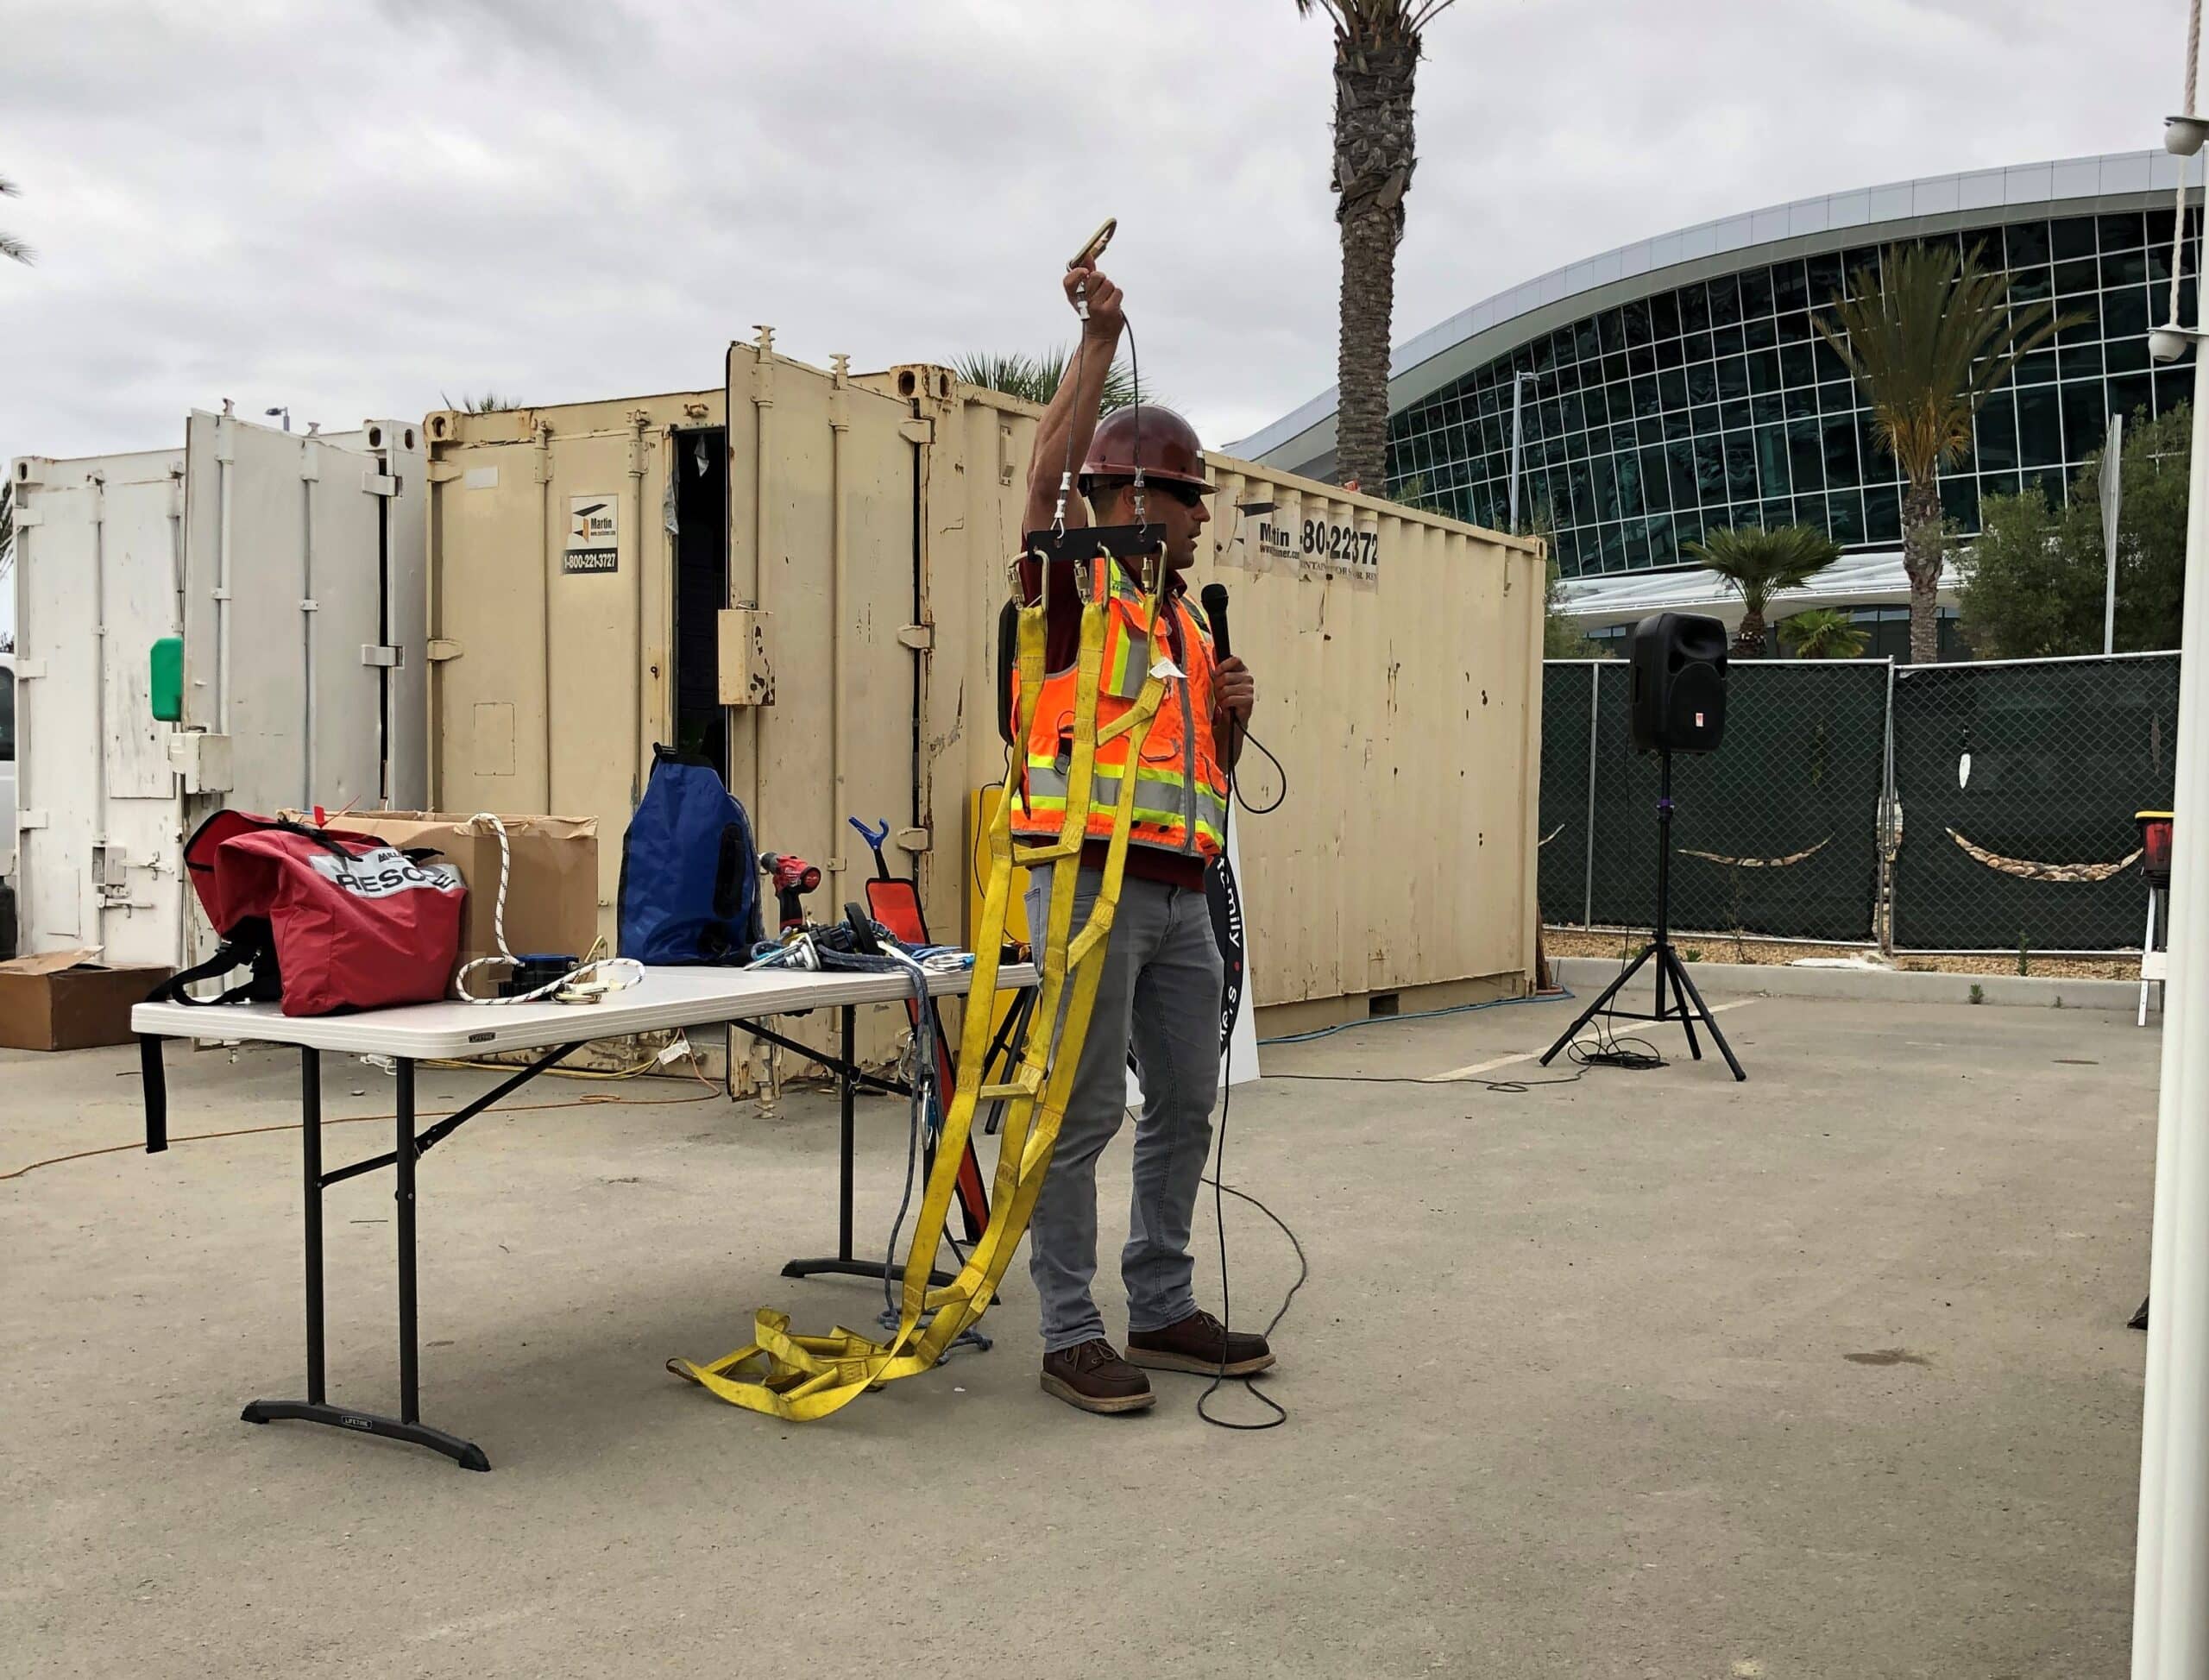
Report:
1627,613,1728,753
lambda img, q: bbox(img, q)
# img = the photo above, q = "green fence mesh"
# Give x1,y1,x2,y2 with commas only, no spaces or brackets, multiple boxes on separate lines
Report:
1579,660,1891,944
1540,651,2177,953
1889,654,2178,952
1539,664,1596,927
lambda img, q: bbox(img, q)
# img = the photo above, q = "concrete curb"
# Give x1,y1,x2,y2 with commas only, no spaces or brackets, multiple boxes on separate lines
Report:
1551,955,2148,1015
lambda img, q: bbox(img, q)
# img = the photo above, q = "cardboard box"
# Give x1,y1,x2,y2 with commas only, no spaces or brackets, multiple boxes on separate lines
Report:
0,951,173,1051
284,812,600,970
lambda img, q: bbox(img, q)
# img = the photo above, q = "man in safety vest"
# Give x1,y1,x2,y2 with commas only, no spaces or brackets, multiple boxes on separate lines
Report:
1011,261,1274,1413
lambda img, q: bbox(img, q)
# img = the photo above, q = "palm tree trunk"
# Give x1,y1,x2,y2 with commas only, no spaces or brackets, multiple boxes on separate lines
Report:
1733,607,1766,658
1330,30,1419,495
1901,477,1944,664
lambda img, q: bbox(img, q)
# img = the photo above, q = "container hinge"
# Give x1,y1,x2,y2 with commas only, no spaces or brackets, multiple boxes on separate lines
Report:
210,588,232,602
894,827,930,855
898,419,933,444
426,462,463,483
897,623,934,651
299,453,321,483
716,608,775,708
11,659,46,680
300,598,319,613
362,471,399,498
361,645,404,669
16,809,48,831
10,505,41,528
426,639,463,663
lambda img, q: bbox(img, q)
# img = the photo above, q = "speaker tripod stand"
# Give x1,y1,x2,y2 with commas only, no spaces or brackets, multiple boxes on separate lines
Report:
1540,749,1746,1081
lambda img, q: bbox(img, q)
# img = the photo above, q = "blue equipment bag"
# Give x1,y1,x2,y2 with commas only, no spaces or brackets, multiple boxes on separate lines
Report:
617,746,763,964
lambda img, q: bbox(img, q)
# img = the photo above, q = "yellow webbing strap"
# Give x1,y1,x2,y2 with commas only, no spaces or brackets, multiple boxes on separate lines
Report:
669,565,1167,1421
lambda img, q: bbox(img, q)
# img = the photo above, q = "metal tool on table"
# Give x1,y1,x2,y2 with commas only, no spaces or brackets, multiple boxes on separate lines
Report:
759,852,823,934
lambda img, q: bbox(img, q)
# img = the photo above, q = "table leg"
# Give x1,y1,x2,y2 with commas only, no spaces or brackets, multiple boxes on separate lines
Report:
241,1054,489,1471
838,1004,855,1263
303,1048,324,1406
780,1002,960,1292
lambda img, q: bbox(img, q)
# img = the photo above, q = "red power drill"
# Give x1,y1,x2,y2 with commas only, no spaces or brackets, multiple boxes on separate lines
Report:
759,852,823,933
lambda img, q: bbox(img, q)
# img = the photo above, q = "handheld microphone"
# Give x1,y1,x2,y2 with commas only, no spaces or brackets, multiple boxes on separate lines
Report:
1199,582,1232,661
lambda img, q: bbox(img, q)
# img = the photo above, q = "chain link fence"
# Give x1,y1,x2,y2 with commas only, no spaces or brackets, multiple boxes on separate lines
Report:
1542,651,2180,954
1889,652,2178,953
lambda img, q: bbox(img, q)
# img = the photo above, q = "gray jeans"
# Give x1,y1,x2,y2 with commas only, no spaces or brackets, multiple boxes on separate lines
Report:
1023,865,1222,1353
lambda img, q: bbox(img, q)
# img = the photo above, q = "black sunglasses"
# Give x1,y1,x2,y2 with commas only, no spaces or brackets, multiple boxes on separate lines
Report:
1149,481,1208,509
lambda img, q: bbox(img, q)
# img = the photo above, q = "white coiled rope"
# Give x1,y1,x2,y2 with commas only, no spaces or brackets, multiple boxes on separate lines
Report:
451,813,642,1004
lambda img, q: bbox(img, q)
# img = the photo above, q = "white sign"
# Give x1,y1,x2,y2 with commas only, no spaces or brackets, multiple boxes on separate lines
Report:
564,494,619,573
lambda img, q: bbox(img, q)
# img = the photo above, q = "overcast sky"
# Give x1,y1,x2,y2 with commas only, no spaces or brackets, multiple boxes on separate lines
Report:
0,0,2189,473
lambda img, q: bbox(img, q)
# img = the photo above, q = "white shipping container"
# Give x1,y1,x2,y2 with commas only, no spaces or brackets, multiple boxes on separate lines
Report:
10,412,429,968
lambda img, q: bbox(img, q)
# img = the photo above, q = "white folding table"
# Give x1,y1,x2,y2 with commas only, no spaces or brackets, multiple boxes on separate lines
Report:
132,962,1036,1470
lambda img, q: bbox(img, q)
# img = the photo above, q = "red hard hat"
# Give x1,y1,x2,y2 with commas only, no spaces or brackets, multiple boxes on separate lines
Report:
1079,406,1213,492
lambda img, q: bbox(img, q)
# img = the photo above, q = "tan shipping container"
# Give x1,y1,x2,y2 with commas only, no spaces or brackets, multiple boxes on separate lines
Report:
422,338,1543,1064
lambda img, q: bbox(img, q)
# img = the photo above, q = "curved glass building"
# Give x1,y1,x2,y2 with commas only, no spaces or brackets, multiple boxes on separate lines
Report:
1233,152,2201,655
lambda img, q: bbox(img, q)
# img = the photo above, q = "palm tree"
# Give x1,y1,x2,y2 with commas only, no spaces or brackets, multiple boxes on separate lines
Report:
951,348,1144,412
0,173,32,265
1293,0,1458,494
1777,607,1871,660
1816,242,2069,665
1685,523,1843,656
439,391,526,413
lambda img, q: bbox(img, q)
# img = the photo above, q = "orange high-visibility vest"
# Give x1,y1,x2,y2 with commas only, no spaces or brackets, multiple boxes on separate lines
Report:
1008,569,1230,862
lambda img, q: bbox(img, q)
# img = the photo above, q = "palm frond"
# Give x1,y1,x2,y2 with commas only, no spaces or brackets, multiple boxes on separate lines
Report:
1815,242,2075,484
1778,607,1870,659
1293,0,1457,34
951,348,1148,412
438,391,525,413
1684,523,1844,613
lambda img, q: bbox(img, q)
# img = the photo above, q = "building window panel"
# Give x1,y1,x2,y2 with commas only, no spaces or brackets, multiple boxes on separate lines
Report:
2017,386,2062,467
1777,309,1814,345
2057,342,2105,381
1640,444,1672,511
2055,255,2100,296
1668,439,1700,507
1794,493,1829,536
1784,383,1821,420
1778,341,1816,387
1744,314,1779,352
1680,280,1712,334
1709,274,1744,328
1687,362,1719,405
1974,392,2019,471
2107,370,2152,423
1772,259,1810,312
1724,432,1759,500
1823,414,1861,487
1655,334,1685,370
1695,436,1727,502
1788,420,1827,493
1740,267,1776,318
1627,343,1657,378
1828,488,1866,544
2006,219,2052,267
1756,426,1792,498
1598,309,1627,356
1939,475,1979,529
2051,215,2097,261
1750,389,1784,427
1711,323,1746,360
2103,247,2152,288
2061,380,2109,461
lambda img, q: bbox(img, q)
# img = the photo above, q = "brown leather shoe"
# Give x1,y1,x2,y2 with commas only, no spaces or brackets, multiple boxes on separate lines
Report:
1040,1339,1155,1414
1126,1310,1275,1377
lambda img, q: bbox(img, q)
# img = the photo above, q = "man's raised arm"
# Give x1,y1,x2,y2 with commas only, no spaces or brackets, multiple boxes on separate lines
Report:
1022,263,1125,535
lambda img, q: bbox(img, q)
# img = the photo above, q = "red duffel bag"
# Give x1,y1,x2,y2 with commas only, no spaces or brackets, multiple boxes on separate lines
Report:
153,810,468,1016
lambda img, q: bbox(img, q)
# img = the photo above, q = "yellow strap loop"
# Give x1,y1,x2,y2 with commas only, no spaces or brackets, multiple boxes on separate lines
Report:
670,569,1169,1420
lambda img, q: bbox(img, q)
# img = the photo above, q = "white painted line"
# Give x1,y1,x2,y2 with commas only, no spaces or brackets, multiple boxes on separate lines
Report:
1423,1000,1756,1083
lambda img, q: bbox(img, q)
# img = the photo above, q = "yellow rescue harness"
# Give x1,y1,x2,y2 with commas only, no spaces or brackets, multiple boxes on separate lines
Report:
669,551,1167,1420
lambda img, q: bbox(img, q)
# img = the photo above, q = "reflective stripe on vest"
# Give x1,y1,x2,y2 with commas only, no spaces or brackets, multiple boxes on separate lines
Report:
1008,579,1227,860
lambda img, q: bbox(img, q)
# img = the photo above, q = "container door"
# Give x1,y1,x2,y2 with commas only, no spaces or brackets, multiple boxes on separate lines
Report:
8,450,189,966
179,412,422,818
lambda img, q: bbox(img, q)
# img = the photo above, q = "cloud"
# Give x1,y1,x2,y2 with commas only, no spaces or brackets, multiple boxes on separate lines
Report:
0,0,2174,477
